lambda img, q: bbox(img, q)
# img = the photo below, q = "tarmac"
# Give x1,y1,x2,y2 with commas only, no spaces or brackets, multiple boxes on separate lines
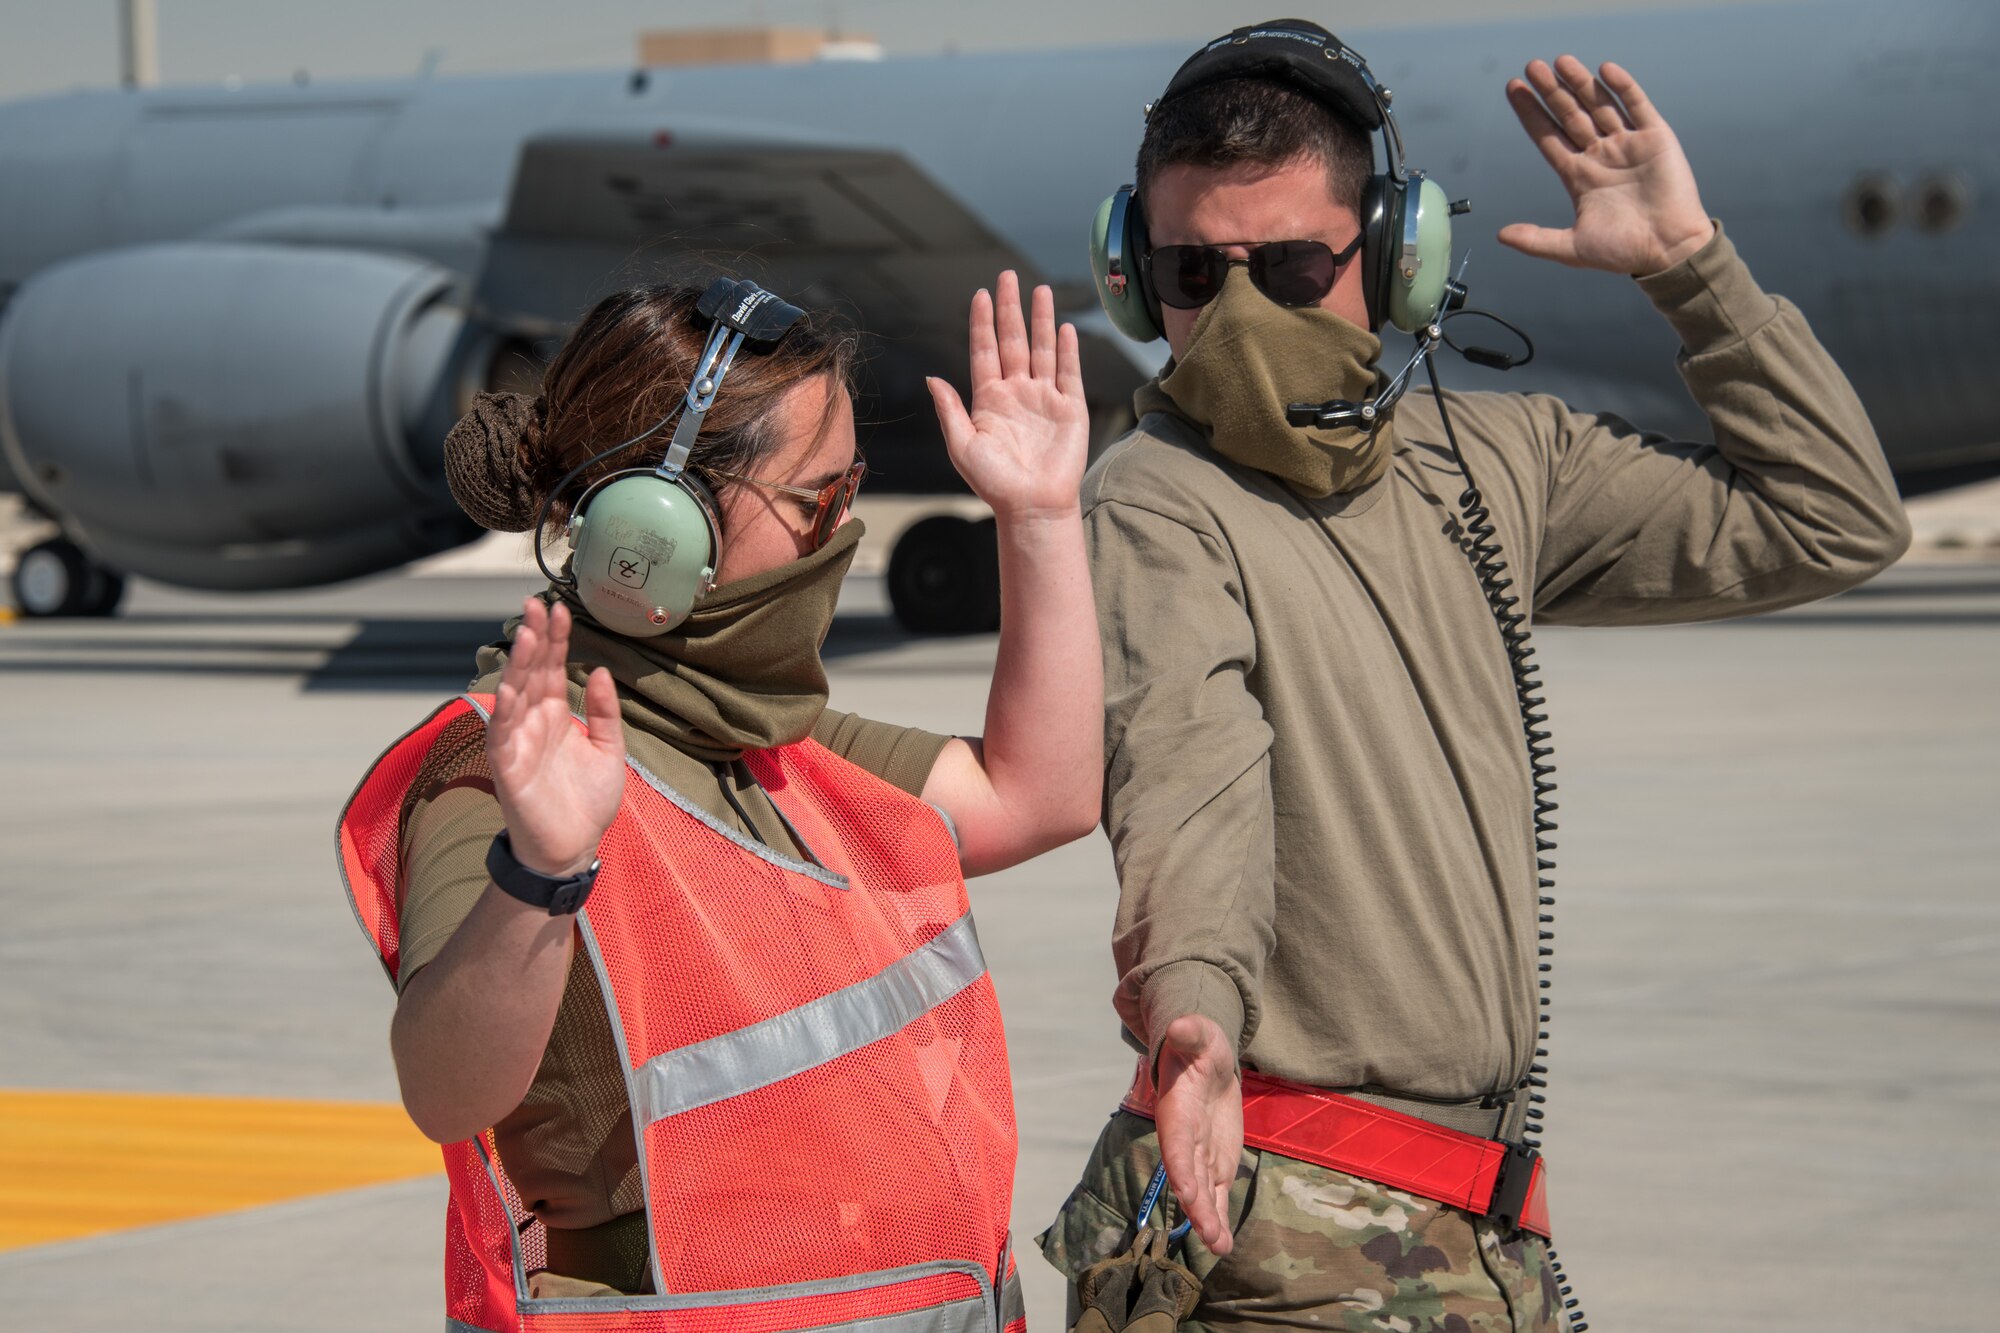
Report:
1,532,1997,1331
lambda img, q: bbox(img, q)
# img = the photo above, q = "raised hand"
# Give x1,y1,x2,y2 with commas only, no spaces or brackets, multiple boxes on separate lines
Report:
926,271,1090,522
486,597,626,877
1501,56,1714,277
1154,1014,1243,1256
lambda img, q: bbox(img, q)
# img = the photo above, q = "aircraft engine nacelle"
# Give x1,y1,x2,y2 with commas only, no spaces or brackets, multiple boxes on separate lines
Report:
0,242,490,590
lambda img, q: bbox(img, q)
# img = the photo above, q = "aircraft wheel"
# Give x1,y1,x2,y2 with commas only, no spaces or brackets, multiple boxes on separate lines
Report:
886,515,1000,635
82,564,128,616
10,538,126,618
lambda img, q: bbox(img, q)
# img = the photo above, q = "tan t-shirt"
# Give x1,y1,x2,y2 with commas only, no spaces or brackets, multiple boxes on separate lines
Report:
396,694,950,1292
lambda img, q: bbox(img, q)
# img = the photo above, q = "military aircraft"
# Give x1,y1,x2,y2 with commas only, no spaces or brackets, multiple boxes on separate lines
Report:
0,0,1992,631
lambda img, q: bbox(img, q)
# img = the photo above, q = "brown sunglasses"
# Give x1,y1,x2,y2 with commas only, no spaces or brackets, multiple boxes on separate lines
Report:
701,458,867,550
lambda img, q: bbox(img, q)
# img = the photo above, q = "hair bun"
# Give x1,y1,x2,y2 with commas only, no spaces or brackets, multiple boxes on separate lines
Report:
444,391,549,532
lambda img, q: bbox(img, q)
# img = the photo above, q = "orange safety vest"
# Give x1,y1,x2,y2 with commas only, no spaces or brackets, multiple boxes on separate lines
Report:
339,694,1025,1333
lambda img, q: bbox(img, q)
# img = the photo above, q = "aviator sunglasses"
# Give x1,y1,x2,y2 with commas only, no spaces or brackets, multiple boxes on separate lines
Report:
701,458,867,550
1148,235,1365,310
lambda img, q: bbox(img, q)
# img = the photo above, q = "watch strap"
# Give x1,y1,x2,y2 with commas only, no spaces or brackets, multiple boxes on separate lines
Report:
485,830,599,916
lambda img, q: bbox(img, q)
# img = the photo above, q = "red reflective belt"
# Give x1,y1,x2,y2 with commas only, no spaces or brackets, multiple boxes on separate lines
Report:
1122,1069,1550,1239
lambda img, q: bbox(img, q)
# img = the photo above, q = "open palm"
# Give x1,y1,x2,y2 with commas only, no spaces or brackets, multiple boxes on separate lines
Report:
486,597,626,878
1501,56,1714,276
1154,1013,1243,1256
927,271,1089,521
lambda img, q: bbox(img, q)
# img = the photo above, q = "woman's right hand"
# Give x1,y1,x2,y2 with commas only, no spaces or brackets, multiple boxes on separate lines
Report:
486,597,627,876
925,271,1089,523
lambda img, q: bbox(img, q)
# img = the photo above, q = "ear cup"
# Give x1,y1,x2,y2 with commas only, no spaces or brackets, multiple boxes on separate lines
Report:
1384,175,1455,333
1358,174,1393,333
566,471,721,637
1090,187,1165,343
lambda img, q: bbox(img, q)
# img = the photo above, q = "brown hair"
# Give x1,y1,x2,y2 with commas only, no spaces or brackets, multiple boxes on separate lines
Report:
1135,78,1373,212
444,282,857,533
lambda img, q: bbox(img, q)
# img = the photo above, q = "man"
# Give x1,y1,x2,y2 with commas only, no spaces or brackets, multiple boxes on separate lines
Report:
1038,20,1908,1333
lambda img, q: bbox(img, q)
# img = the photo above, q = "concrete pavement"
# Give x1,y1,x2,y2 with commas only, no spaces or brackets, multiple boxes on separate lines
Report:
1,563,1996,1330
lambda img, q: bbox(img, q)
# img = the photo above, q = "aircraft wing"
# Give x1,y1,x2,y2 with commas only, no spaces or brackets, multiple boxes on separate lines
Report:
473,121,1144,489
478,121,1044,338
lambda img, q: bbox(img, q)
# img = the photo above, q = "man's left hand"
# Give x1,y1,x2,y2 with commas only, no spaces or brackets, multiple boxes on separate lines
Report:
1499,56,1714,277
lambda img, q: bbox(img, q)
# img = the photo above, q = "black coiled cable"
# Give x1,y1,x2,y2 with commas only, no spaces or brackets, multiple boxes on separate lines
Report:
1423,354,1589,1333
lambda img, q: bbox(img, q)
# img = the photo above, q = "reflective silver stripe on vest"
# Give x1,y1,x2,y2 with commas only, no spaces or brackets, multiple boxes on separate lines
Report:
633,912,986,1124
575,912,669,1296
1000,1267,1025,1328
521,1295,994,1333
518,1259,996,1321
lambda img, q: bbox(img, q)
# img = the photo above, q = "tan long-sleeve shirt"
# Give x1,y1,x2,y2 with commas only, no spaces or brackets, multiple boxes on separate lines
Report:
1084,227,1911,1099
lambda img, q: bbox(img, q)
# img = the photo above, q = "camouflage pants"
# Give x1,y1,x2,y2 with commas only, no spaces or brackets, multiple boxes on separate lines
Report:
1037,1111,1563,1333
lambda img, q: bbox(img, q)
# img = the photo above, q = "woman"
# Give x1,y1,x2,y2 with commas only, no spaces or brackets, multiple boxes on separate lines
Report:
337,271,1098,1329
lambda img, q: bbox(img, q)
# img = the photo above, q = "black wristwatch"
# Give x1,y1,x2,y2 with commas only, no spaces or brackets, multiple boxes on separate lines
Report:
485,830,600,916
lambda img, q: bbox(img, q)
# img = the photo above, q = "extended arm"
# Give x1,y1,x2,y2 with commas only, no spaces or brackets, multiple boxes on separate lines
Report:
1499,57,1908,621
921,273,1102,874
1531,230,1910,622
1086,494,1281,1256
390,599,626,1143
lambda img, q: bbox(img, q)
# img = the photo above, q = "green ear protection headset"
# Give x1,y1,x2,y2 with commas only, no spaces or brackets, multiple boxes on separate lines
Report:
1091,19,1459,341
532,277,807,638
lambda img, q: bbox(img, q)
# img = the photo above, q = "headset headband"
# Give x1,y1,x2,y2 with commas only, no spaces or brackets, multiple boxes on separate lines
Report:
1149,20,1409,182
660,277,807,479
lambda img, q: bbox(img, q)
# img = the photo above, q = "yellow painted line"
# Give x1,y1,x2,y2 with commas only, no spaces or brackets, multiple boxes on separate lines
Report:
0,1089,439,1253
0,606,16,625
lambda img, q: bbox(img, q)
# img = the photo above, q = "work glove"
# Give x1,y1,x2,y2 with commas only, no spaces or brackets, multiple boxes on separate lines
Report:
1068,1225,1201,1333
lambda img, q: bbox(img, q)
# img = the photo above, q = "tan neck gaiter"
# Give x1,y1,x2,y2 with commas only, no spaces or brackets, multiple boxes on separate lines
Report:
1156,267,1395,498
475,520,863,763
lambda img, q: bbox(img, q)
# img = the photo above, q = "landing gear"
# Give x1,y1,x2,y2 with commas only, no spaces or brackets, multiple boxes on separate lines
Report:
10,538,127,618
885,515,1000,635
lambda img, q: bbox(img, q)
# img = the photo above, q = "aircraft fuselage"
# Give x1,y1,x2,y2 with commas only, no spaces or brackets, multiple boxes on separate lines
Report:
0,0,1991,611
